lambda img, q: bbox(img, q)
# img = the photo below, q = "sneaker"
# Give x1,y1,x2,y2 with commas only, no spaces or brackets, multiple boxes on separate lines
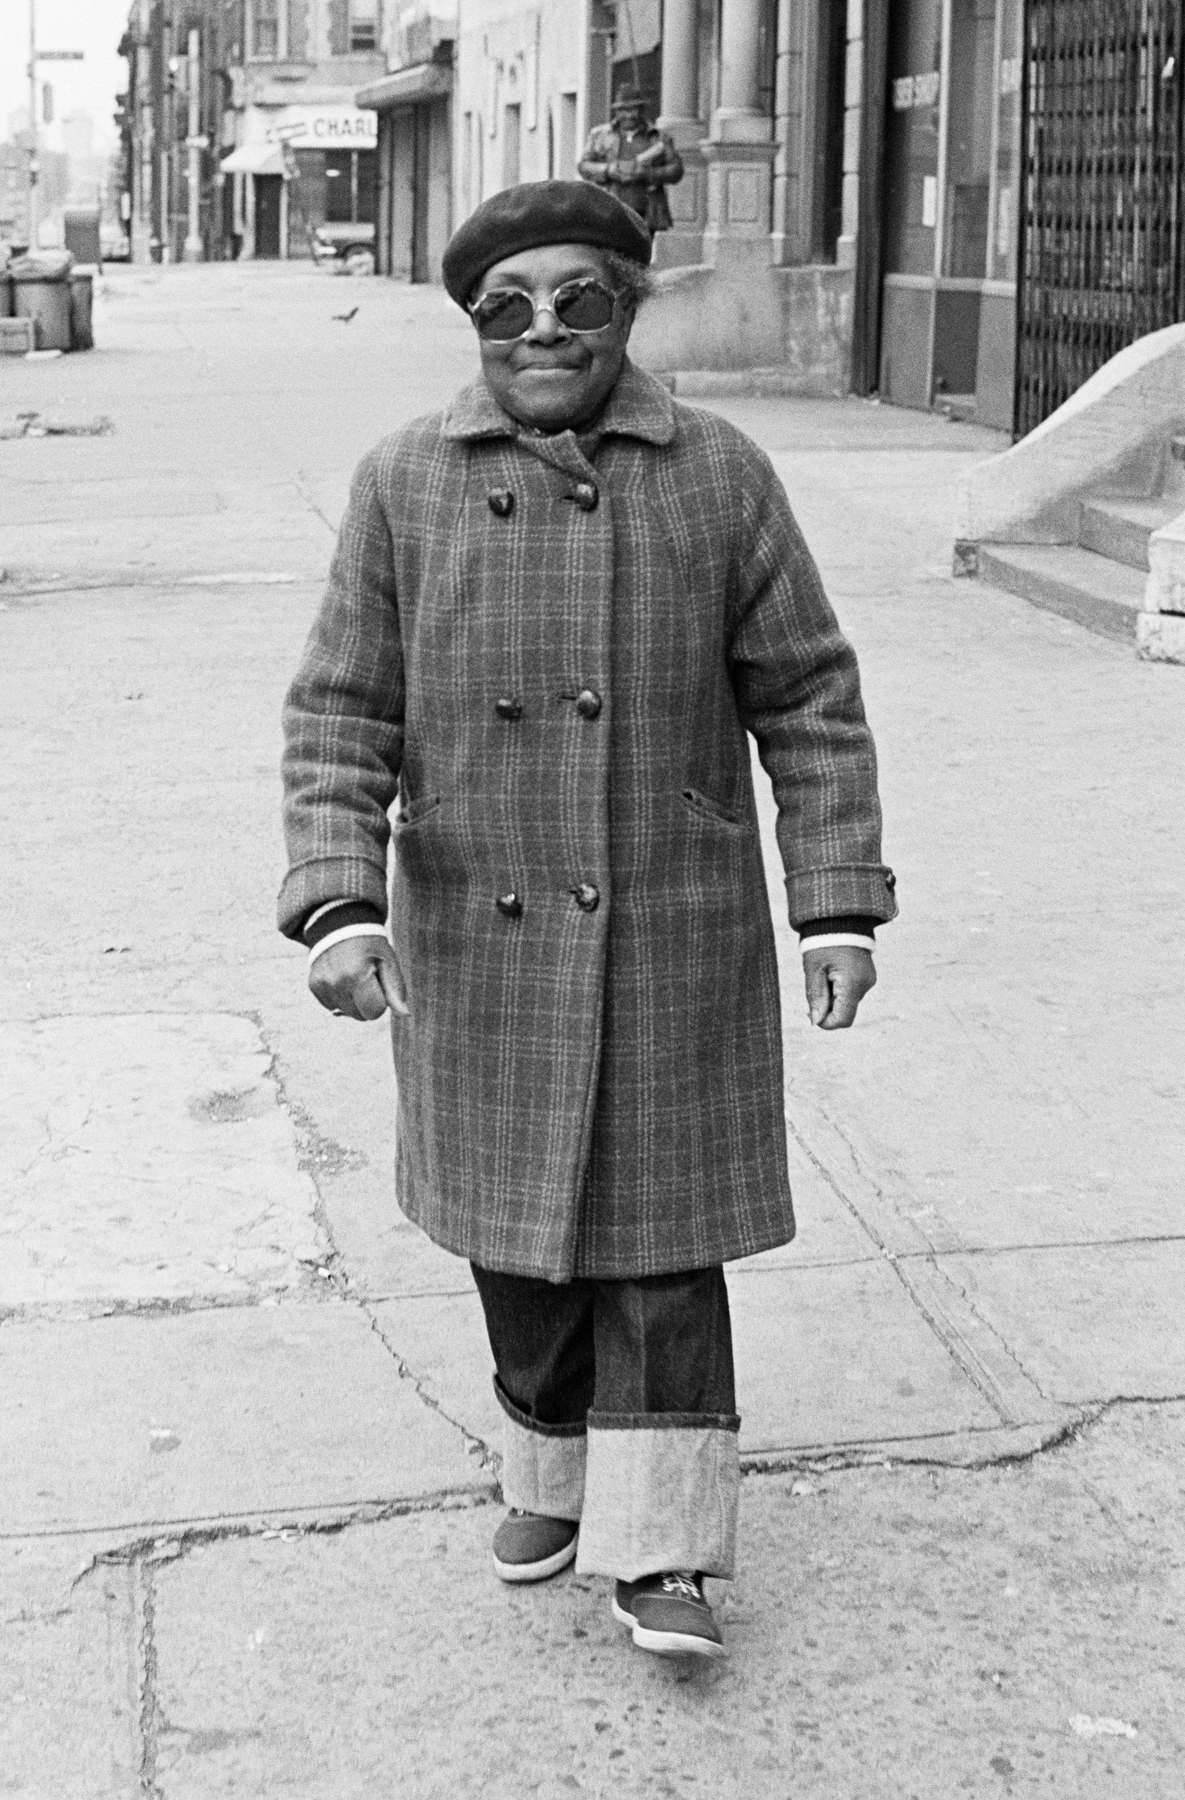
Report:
492,1509,579,1584
611,1569,726,1659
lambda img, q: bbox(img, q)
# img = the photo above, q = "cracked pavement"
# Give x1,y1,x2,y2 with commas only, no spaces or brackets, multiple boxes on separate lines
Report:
2,265,1183,1796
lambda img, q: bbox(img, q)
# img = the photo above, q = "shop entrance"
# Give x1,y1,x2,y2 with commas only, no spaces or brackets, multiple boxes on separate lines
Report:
254,175,283,258
870,0,1023,428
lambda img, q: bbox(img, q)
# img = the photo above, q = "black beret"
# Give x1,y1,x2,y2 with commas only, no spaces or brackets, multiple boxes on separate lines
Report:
441,180,652,308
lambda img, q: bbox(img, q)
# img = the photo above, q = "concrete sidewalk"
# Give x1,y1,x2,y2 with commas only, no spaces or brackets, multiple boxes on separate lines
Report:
3,264,1182,1796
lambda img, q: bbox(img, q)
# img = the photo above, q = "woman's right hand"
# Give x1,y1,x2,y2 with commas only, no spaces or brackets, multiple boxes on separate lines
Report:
309,937,409,1020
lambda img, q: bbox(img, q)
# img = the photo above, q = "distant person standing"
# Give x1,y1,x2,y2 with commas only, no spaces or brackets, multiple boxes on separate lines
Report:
578,84,683,236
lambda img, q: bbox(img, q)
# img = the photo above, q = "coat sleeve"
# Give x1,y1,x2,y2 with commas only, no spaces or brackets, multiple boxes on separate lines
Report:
577,127,611,182
276,448,405,940
646,133,684,186
727,442,898,929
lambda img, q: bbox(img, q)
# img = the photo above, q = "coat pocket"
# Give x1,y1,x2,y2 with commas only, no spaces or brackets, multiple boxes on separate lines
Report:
679,788,749,831
396,793,443,828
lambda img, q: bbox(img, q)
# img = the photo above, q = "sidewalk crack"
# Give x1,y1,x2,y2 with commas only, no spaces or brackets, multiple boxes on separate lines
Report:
135,1558,163,1799
254,1015,500,1482
360,1301,500,1480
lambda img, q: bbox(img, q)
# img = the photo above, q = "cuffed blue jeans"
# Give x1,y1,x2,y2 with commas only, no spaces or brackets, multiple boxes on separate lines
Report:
471,1264,740,1581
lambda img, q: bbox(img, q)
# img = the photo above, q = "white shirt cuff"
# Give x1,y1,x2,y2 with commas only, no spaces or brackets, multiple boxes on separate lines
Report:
307,923,390,966
798,932,876,956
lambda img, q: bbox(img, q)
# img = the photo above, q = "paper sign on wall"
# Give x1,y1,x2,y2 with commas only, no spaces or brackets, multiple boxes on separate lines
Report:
922,175,938,227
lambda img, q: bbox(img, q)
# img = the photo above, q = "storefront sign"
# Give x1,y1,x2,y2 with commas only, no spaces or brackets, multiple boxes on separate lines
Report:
268,105,378,150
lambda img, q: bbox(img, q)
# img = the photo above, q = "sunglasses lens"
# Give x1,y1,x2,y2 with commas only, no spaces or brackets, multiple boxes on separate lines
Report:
554,281,616,331
473,290,535,340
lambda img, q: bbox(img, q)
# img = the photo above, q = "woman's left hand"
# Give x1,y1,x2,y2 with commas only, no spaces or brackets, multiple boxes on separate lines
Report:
802,946,876,1030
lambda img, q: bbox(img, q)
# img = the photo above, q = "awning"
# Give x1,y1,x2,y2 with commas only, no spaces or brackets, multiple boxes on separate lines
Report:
355,62,452,111
220,141,286,176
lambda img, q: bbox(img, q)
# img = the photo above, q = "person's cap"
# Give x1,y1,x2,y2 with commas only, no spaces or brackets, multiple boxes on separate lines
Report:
441,180,652,308
611,84,647,112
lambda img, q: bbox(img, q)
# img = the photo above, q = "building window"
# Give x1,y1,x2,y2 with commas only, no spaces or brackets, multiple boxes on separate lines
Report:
350,0,378,52
251,0,280,59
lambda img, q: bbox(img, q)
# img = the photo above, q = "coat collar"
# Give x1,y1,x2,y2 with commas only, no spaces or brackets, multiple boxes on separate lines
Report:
441,358,676,448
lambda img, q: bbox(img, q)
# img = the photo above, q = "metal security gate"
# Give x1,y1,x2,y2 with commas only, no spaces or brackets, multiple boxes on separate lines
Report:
1015,0,1185,434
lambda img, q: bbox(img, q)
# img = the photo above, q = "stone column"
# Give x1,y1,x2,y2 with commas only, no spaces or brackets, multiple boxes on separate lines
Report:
771,0,808,265
839,0,865,270
659,0,700,131
702,0,776,269
654,0,707,269
716,0,769,138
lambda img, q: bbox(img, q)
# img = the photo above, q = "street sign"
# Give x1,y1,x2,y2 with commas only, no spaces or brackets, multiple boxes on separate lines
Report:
36,51,85,61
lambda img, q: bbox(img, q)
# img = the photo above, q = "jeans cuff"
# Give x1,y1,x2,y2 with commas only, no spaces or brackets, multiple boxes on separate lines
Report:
495,1378,587,1521
574,1414,740,1581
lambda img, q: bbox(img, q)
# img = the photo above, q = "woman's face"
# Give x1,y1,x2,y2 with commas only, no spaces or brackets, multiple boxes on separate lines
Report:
472,241,633,434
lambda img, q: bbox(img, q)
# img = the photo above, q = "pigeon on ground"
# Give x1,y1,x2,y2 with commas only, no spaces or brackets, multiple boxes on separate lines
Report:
332,306,359,323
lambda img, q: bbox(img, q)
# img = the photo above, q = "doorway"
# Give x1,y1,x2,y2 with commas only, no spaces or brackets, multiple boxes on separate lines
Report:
867,0,1023,424
254,174,282,258
812,0,849,261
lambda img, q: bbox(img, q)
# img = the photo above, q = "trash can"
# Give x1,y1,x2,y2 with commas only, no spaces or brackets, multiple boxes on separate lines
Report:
63,207,102,267
9,250,74,352
68,273,94,350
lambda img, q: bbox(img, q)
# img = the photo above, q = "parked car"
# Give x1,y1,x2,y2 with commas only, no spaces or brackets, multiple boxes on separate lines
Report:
311,222,375,276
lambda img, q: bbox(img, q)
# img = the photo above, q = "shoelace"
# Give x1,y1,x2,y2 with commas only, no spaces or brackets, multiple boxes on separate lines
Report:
660,1571,702,1601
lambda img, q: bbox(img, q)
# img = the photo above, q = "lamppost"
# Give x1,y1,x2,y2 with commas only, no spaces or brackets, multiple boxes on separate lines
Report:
183,27,206,260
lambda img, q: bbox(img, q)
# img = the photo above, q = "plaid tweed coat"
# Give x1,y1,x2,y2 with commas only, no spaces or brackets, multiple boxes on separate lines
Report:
279,360,896,1282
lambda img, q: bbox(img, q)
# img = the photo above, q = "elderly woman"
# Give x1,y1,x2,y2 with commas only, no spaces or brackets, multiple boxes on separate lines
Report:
279,182,895,1660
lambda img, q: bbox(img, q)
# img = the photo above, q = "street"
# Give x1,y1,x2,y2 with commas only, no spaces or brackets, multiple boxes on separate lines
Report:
2,262,1183,1798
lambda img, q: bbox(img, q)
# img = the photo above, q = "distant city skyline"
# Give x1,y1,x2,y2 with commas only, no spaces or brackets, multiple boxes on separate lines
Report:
0,0,129,154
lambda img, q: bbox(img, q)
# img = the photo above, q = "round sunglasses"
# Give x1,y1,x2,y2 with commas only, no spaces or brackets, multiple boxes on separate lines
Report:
468,277,626,343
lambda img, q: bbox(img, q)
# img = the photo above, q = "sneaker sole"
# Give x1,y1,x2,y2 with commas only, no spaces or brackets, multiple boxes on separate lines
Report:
611,1596,726,1660
492,1533,578,1585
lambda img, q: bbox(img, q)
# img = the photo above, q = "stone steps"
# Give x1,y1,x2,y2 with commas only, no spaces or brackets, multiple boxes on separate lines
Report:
975,543,1145,642
1077,495,1179,570
971,435,1185,661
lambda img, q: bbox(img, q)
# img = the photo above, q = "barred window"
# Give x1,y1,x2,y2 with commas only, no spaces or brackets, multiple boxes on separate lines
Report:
252,0,279,58
350,0,378,52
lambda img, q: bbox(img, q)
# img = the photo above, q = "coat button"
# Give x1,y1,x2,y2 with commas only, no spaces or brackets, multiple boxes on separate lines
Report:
571,883,600,913
571,481,598,511
496,892,523,919
488,488,515,517
495,697,523,720
575,688,602,720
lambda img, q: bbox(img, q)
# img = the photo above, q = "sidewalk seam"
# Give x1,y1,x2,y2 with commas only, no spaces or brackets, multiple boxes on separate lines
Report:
943,1270,1054,1402
69,1488,497,1587
786,1105,1054,1428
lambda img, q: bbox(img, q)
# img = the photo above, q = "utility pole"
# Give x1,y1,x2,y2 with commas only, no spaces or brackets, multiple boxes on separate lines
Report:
27,0,38,248
26,0,85,254
183,26,204,260
135,0,153,261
